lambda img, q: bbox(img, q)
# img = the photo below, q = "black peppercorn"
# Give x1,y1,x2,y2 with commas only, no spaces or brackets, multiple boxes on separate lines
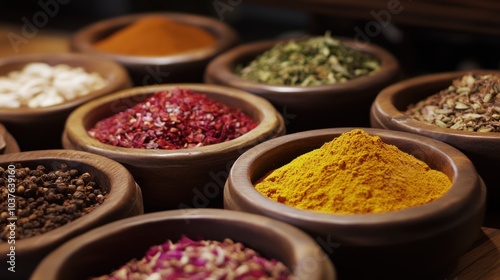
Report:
0,163,106,242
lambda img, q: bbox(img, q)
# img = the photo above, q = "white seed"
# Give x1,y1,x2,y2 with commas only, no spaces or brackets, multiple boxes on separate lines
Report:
483,93,492,103
145,272,162,280
235,264,250,276
450,122,463,130
0,62,107,108
22,62,54,79
0,94,20,108
465,75,476,86
455,102,469,109
434,109,452,114
463,113,483,120
435,120,447,127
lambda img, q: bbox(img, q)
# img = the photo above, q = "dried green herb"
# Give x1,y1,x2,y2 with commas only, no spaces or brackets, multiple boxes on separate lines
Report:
236,32,380,86
406,73,500,132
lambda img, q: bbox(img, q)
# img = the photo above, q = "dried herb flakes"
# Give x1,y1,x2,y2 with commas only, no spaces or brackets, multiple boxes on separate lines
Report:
237,32,380,86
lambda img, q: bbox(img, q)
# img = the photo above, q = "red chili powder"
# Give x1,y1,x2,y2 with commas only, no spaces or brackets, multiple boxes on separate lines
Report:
88,88,258,149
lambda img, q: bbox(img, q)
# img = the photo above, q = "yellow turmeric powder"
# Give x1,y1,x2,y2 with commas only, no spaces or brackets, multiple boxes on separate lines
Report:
255,129,452,214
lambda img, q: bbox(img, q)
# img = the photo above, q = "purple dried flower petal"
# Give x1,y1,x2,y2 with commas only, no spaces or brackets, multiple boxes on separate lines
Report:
90,236,293,280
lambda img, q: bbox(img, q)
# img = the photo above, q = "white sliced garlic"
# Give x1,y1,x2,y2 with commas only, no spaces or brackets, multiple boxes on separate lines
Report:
0,62,108,108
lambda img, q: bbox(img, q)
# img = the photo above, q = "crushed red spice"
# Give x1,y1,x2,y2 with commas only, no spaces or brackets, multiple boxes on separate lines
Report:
88,88,258,149
90,236,294,280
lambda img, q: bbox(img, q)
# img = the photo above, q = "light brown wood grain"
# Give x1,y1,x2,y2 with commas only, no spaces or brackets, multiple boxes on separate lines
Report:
0,25,70,57
450,227,500,279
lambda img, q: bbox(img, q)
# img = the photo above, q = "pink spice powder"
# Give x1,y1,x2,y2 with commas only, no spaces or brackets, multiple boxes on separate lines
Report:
88,88,258,149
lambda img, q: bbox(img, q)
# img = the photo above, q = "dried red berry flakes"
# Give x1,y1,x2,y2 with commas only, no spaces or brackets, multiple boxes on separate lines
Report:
88,88,258,149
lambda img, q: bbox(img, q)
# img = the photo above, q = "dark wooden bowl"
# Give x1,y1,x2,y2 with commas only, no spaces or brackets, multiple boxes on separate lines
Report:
31,209,336,280
0,150,143,280
62,84,285,212
204,37,400,133
0,53,132,151
0,123,20,155
370,70,500,209
71,13,239,86
224,128,486,279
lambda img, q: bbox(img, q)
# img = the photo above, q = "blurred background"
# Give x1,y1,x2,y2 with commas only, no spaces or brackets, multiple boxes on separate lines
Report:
0,0,499,78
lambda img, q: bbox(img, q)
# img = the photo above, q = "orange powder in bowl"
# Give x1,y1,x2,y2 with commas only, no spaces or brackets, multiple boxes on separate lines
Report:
93,16,216,56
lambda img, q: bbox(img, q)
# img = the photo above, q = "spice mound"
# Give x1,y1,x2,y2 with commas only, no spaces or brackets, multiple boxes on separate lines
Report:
255,129,451,214
90,236,293,280
405,73,500,132
237,32,380,86
94,16,216,56
0,62,108,108
89,88,258,149
0,163,105,242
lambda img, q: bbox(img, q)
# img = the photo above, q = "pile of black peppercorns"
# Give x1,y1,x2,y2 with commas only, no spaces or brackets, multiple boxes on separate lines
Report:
0,163,106,241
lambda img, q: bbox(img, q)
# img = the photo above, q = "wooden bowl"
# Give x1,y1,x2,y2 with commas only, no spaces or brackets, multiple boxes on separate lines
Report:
71,13,239,86
31,209,336,280
62,84,285,212
0,150,143,280
0,53,131,151
224,128,486,279
204,37,400,133
370,70,500,208
0,123,20,154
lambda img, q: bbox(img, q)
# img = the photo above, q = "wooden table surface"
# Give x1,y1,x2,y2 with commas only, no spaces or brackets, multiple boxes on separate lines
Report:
449,226,500,279
449,213,500,279
0,25,69,57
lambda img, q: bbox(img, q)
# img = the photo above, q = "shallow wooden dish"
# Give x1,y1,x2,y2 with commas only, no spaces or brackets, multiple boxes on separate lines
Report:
71,13,239,85
205,37,400,133
0,53,131,151
224,128,486,279
0,123,20,154
63,84,285,212
31,209,336,280
0,150,143,280
370,70,500,207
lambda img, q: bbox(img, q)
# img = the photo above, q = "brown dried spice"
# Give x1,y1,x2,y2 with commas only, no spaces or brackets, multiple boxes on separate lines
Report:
0,163,105,241
406,74,500,132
